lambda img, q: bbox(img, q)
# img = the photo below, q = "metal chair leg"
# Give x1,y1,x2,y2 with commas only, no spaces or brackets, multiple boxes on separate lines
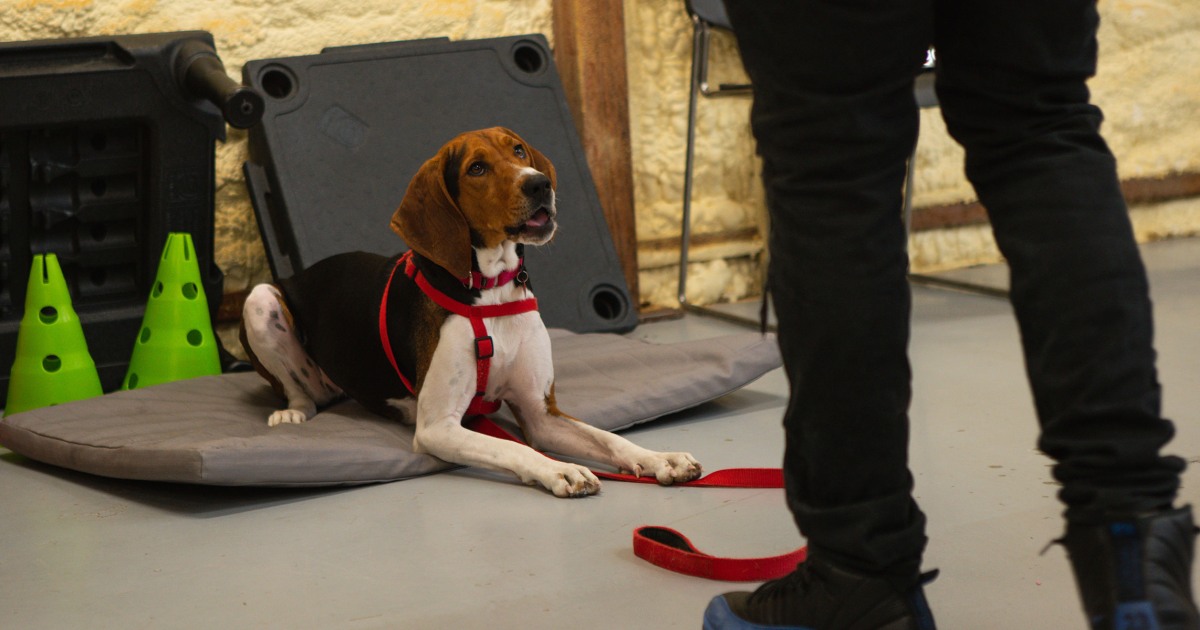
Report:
677,18,771,329
678,17,709,307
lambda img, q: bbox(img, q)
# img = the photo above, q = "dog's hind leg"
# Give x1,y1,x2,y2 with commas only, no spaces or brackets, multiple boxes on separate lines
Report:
241,284,343,426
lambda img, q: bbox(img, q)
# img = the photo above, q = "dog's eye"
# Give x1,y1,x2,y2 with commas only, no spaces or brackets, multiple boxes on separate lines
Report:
467,162,487,176
513,145,526,159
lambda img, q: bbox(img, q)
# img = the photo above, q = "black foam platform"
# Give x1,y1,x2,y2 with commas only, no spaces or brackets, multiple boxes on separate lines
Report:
241,35,637,333
0,32,237,406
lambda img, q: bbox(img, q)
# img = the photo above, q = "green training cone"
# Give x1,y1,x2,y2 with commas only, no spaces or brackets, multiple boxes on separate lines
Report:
5,254,103,416
122,233,221,390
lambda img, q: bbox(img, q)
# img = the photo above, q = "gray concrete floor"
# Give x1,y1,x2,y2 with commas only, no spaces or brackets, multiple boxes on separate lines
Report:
2,237,1198,629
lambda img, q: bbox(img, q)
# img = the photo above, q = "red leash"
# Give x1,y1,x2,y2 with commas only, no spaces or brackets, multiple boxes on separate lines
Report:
466,416,783,487
633,526,808,582
466,415,807,582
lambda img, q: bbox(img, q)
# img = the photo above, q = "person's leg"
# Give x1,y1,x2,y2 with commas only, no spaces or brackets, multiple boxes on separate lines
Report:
934,1,1196,626
704,1,939,628
724,0,932,582
934,0,1182,526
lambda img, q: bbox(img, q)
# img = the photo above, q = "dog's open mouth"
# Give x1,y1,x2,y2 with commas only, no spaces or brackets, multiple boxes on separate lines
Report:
524,208,552,229
510,207,555,238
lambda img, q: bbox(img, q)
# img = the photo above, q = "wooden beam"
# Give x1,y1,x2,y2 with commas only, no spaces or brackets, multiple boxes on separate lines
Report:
909,200,989,232
638,227,762,253
908,171,1200,232
551,0,640,304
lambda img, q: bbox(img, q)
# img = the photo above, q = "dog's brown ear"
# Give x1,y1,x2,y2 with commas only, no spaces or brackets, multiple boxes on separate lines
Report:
390,154,472,280
498,127,556,189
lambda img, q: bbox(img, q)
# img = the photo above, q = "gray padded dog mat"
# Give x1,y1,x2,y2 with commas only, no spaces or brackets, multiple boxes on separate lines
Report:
0,330,780,486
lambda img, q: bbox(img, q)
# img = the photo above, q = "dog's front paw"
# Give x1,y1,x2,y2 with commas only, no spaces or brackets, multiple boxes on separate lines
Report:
626,452,702,485
267,409,310,427
537,463,601,498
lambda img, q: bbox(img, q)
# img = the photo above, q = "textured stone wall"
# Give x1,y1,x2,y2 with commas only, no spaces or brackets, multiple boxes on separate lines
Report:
624,0,1200,295
905,0,1200,271
1,0,553,299
1,0,550,354
624,0,765,307
3,0,1198,319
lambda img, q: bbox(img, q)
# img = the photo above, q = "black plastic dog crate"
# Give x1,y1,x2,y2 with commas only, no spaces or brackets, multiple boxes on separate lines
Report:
0,31,257,406
242,35,638,334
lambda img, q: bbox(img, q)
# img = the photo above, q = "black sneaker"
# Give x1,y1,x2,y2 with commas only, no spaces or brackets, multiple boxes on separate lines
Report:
702,557,937,630
1060,505,1200,630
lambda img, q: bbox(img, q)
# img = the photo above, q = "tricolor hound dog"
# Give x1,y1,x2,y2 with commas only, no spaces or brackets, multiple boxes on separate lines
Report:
240,127,702,497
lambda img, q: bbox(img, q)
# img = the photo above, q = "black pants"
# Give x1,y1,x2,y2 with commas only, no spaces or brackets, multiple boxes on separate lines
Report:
723,0,1185,580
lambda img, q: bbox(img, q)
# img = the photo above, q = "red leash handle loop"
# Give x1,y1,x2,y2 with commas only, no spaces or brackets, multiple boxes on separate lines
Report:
633,526,807,582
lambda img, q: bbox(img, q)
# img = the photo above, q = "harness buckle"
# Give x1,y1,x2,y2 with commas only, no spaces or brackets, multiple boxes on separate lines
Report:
475,335,495,360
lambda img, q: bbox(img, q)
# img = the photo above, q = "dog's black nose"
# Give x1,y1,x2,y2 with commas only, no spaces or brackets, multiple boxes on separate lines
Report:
522,173,552,199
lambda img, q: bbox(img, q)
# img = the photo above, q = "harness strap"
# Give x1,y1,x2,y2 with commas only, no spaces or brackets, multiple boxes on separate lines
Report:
404,254,538,320
379,252,538,417
379,258,415,395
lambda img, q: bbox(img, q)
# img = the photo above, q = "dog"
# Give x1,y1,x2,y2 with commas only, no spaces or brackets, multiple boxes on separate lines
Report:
240,127,702,497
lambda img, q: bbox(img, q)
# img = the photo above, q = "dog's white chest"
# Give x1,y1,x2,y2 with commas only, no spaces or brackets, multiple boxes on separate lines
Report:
439,307,553,402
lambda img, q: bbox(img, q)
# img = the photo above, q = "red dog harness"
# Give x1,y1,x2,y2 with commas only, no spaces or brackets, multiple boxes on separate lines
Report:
378,250,538,416
378,250,804,581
